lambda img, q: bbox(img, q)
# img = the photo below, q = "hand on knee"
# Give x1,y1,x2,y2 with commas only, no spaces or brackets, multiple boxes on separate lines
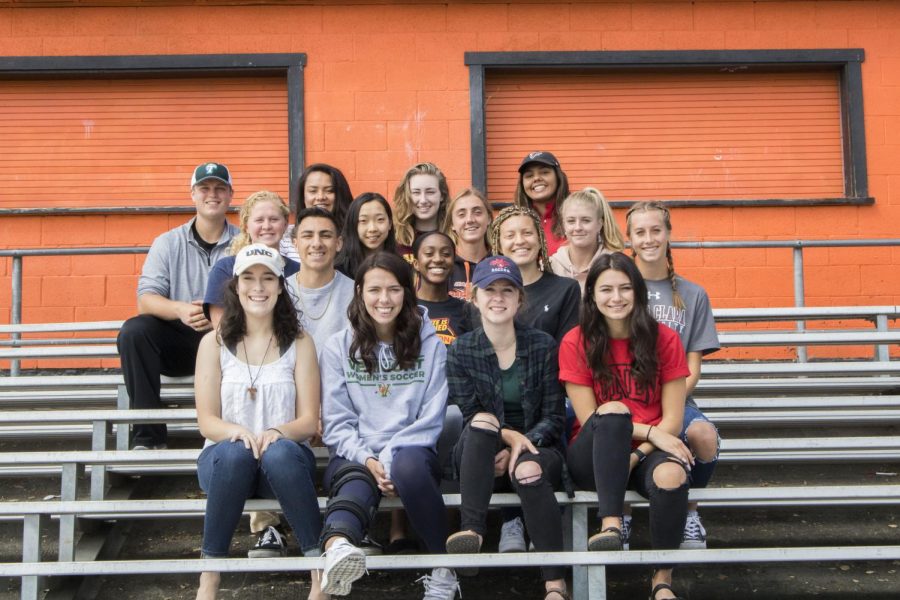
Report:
470,412,500,432
513,459,543,486
686,422,719,462
652,461,687,490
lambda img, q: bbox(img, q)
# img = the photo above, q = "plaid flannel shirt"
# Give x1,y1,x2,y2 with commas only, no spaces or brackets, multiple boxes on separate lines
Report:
447,324,565,448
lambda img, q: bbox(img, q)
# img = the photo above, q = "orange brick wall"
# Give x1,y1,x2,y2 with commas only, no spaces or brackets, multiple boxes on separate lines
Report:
1,1,899,365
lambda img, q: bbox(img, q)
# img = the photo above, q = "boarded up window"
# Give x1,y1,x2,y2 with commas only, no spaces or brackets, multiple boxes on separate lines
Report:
484,69,844,203
0,76,288,208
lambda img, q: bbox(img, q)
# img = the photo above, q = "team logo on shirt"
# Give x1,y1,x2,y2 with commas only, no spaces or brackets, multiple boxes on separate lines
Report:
377,383,391,397
648,291,661,300
598,364,653,406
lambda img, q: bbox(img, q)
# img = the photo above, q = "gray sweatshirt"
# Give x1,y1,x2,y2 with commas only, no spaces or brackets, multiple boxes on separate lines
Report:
137,217,239,303
320,312,448,477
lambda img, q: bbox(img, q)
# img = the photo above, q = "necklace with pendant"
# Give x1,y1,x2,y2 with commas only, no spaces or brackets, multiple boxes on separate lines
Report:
242,335,274,401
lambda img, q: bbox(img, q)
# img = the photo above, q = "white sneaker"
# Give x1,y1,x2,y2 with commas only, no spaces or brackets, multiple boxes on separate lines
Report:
321,538,366,596
498,516,526,553
680,511,707,550
418,567,459,600
622,514,632,551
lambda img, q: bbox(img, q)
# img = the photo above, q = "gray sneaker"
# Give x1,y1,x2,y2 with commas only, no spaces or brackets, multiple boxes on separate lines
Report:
498,516,527,553
321,538,366,596
419,567,459,600
680,511,707,549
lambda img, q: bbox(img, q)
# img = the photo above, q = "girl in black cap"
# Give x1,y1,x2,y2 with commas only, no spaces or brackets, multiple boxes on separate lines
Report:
514,151,570,256
445,256,569,600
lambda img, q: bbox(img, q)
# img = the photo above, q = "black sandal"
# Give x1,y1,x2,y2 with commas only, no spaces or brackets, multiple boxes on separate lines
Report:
544,587,571,600
587,526,623,551
649,582,685,600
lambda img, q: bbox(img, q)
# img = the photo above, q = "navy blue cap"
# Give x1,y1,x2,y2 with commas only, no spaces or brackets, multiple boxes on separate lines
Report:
472,256,524,290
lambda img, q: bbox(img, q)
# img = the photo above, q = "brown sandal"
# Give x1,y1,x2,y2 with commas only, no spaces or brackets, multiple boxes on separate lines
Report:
649,582,684,600
587,526,623,551
544,587,571,600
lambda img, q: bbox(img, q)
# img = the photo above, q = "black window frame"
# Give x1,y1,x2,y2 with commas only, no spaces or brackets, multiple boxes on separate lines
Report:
0,53,306,214
465,49,870,208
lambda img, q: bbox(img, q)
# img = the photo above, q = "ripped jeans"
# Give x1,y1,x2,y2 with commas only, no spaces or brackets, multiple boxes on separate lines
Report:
680,403,720,489
452,420,565,581
566,413,688,552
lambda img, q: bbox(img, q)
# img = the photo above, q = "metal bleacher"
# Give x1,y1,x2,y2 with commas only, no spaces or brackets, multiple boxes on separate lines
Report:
0,305,898,599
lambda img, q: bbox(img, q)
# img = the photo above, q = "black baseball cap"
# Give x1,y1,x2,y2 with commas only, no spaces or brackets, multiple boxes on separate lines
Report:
518,151,560,173
191,162,232,188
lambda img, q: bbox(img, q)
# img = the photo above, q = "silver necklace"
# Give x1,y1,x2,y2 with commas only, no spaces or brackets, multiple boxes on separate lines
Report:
296,276,336,321
242,335,274,401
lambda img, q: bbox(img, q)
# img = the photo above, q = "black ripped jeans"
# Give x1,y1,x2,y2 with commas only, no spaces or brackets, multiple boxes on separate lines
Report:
567,412,689,552
453,422,565,582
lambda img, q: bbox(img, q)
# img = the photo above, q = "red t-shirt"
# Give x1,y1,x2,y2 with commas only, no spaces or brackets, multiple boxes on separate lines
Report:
538,201,565,256
558,323,690,443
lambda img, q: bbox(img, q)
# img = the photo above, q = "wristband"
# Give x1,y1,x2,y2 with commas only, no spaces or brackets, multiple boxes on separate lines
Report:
632,449,647,465
267,427,284,438
646,425,655,443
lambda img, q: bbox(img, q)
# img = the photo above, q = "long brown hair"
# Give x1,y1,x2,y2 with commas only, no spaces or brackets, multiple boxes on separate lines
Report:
443,187,493,253
513,159,570,239
581,252,658,389
625,201,684,310
219,276,301,350
348,252,423,374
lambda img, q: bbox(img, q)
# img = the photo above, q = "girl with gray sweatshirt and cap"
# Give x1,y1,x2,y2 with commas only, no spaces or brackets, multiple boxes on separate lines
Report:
317,251,458,600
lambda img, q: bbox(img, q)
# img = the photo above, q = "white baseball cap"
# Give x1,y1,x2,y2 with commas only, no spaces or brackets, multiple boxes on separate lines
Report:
233,244,284,277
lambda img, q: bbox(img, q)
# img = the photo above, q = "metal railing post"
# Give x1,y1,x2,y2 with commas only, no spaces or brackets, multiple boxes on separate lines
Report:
875,314,890,362
792,246,808,363
10,255,22,376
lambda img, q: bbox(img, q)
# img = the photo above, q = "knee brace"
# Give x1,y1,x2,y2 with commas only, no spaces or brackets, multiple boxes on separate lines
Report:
320,462,379,547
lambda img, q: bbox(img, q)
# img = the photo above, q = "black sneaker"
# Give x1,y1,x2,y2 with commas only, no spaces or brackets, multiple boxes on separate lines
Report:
248,525,286,558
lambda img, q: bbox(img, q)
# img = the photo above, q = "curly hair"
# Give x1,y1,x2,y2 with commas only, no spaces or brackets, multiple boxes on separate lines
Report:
218,276,301,350
559,187,625,253
489,205,550,272
348,252,422,374
228,191,290,256
392,162,450,247
513,159,570,239
625,200,684,311
581,252,659,390
338,192,398,280
296,163,354,232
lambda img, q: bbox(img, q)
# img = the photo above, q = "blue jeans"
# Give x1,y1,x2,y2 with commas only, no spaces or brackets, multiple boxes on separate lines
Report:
680,404,720,489
198,439,322,557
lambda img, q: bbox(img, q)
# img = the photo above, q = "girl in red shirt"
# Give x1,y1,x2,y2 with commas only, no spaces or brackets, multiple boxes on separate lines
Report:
559,252,693,600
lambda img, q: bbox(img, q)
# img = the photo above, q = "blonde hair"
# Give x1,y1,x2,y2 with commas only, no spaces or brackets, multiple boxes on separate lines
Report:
443,187,493,251
228,190,290,255
559,187,625,253
489,205,550,272
625,201,684,310
392,162,450,247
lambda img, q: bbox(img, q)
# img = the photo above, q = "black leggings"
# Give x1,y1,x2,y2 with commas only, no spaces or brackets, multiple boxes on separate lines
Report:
453,421,565,581
567,412,688,552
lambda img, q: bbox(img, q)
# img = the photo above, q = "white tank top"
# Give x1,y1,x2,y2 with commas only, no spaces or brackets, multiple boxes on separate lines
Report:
204,340,301,448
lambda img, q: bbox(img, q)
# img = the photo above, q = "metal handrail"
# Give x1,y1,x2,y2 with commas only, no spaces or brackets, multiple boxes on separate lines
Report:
3,239,900,374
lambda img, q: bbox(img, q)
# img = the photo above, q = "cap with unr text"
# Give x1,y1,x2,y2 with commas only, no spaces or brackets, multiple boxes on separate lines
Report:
233,243,284,277
191,162,232,188
517,151,560,173
472,255,524,290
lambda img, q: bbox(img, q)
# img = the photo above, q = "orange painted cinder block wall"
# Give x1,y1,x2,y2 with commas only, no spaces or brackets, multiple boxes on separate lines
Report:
0,1,899,366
